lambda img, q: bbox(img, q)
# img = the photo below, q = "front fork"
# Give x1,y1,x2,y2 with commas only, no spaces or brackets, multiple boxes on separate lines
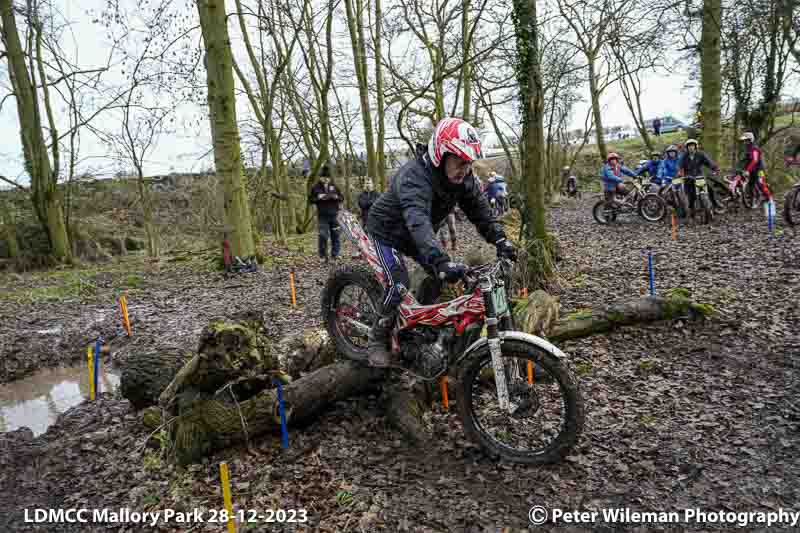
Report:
481,276,511,412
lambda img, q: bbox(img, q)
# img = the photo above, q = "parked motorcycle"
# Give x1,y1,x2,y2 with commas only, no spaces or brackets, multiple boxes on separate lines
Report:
706,172,746,212
685,175,713,224
742,170,773,210
593,176,667,224
323,211,585,464
784,181,800,226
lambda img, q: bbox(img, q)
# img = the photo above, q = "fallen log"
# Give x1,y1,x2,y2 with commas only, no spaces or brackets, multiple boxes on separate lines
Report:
119,348,194,410
120,312,384,465
513,289,713,342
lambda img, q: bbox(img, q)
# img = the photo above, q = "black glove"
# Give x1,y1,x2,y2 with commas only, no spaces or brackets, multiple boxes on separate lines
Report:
495,238,517,261
434,258,467,282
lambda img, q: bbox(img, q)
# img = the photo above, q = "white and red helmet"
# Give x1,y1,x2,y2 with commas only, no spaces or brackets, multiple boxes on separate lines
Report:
427,117,483,167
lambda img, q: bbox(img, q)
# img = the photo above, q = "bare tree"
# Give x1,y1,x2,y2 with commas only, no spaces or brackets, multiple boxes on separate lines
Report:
555,0,637,159
196,0,255,258
0,0,71,259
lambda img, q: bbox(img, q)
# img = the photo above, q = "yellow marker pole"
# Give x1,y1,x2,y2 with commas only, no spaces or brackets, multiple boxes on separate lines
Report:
219,462,236,533
527,361,534,385
87,345,95,401
440,376,449,410
120,295,132,336
289,271,297,307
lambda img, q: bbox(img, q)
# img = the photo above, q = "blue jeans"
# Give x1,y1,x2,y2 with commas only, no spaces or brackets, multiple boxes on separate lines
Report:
318,212,340,258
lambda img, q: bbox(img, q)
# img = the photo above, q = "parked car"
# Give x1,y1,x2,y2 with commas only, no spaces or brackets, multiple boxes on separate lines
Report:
647,116,687,134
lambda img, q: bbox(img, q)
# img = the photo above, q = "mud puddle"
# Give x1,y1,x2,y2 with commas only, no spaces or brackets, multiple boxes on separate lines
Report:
0,362,120,436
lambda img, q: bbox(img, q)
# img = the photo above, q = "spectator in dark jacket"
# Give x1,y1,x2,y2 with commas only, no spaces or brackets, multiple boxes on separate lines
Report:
308,165,343,262
364,117,515,367
678,138,720,212
357,178,380,226
653,117,662,136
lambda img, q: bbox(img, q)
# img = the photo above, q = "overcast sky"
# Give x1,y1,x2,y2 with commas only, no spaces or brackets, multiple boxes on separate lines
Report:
0,0,702,188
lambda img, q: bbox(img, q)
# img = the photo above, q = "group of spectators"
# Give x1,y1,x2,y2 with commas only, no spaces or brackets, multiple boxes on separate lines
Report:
599,131,769,213
306,165,509,262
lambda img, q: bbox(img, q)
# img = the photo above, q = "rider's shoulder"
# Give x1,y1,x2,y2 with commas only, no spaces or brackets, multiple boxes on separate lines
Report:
392,157,433,189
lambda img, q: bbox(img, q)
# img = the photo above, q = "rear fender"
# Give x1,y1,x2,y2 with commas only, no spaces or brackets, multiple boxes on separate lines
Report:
453,331,569,369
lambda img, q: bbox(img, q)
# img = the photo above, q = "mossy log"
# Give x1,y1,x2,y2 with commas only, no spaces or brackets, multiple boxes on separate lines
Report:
513,290,712,342
120,314,384,465
119,348,195,410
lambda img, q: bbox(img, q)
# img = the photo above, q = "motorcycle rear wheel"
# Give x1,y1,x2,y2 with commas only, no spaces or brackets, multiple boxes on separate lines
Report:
592,200,616,224
321,264,384,363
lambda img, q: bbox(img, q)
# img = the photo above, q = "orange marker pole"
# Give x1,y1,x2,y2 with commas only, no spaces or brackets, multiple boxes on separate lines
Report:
527,361,534,385
119,295,132,336
671,213,677,241
289,270,297,307
440,376,449,410
522,287,528,298
87,345,95,400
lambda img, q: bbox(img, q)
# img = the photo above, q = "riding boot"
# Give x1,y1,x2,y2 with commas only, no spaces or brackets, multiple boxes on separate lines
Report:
367,312,400,368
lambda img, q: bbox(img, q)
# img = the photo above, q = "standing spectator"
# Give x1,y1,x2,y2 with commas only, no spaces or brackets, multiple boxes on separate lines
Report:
678,138,720,214
357,177,380,226
657,145,681,182
308,165,343,262
653,117,662,137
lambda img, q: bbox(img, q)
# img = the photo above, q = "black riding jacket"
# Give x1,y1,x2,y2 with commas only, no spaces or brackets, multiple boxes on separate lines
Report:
679,150,718,177
308,181,342,217
366,144,506,266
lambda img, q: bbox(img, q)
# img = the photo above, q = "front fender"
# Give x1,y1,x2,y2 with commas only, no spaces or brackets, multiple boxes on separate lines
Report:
453,331,569,369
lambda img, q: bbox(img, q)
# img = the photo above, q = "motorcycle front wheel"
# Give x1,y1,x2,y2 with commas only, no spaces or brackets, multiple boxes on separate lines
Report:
697,193,712,224
457,338,584,464
637,193,667,222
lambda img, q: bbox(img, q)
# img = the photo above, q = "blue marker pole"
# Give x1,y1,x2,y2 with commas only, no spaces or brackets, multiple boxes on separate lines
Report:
648,251,655,297
768,200,774,238
273,379,289,448
93,339,101,396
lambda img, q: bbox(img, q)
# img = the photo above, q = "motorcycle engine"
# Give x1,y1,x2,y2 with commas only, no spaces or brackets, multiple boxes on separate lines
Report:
399,327,449,378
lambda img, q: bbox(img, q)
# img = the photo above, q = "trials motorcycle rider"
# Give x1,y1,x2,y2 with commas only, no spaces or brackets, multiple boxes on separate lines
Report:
364,117,517,367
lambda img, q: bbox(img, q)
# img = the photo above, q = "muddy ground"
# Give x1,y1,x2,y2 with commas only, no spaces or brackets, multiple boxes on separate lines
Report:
1,197,799,532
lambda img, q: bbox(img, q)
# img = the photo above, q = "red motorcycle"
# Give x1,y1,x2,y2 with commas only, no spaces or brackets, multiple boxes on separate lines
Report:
321,210,584,464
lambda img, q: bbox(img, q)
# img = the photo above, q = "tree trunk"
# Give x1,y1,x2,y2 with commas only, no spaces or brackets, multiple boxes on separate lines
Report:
587,56,608,160
461,0,471,120
197,0,256,258
513,0,547,241
0,202,19,259
700,0,723,161
136,172,159,257
344,0,377,181
373,0,387,191
0,0,70,260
